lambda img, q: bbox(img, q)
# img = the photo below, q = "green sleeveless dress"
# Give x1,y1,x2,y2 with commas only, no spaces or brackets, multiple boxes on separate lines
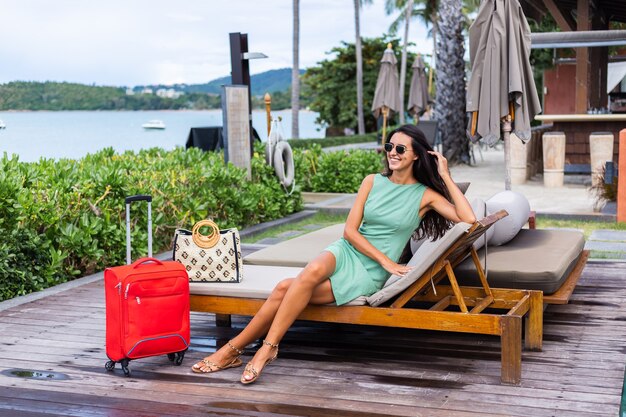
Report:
325,174,427,305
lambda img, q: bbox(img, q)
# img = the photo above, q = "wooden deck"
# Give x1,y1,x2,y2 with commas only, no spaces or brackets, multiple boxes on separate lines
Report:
0,261,624,416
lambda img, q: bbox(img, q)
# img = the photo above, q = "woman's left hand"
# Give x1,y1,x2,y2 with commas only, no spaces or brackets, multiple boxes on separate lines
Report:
428,151,450,179
380,259,413,277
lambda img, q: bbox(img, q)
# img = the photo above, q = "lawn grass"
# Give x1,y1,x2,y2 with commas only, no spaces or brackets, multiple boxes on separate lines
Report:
242,212,347,244
535,218,626,240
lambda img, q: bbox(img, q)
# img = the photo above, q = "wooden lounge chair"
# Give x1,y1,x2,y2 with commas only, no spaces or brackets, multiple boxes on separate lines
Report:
453,225,589,305
189,211,543,385
244,213,588,305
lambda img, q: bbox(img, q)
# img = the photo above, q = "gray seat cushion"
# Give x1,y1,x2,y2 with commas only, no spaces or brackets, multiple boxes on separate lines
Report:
453,229,585,294
196,222,473,307
189,265,303,298
190,264,367,306
367,222,471,306
243,223,344,267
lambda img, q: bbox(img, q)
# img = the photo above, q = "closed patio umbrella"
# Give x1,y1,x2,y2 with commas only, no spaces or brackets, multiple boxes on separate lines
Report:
372,43,400,143
407,54,432,124
466,0,541,189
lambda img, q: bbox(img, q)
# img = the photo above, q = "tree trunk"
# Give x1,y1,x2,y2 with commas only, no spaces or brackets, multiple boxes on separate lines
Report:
354,0,366,135
398,0,414,125
291,0,300,139
428,3,439,97
434,0,469,164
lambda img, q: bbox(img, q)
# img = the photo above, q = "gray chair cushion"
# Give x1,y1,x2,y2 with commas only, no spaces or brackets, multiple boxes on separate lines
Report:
189,265,303,298
366,222,471,306
453,229,585,294
192,222,478,307
244,223,344,267
190,264,367,306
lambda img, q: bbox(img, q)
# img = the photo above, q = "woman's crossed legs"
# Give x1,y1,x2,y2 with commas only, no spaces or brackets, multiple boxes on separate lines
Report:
192,251,336,383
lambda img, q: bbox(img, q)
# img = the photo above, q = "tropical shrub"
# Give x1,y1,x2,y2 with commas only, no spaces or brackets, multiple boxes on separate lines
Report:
288,133,377,149
291,144,384,193
0,147,301,301
0,142,385,301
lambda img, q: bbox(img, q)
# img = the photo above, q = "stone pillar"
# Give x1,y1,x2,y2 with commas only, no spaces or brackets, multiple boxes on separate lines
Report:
542,132,566,187
589,132,614,187
618,129,626,223
510,133,527,185
222,85,252,179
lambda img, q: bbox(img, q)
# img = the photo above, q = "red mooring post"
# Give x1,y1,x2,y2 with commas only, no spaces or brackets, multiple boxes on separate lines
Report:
618,129,626,223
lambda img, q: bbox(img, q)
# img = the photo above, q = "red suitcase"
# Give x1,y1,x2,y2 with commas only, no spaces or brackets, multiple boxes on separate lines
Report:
104,195,190,376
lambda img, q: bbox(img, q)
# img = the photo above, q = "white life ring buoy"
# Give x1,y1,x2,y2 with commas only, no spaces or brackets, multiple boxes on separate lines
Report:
265,139,274,165
273,141,295,188
266,118,280,165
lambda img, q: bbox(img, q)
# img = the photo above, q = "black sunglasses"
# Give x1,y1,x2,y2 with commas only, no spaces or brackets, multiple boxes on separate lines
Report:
384,142,412,155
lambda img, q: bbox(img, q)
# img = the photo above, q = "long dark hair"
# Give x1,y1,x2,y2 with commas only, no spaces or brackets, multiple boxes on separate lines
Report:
382,124,453,251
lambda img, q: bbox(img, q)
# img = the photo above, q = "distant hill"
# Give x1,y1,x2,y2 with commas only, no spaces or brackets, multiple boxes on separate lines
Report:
0,68,306,111
0,81,220,111
136,68,305,96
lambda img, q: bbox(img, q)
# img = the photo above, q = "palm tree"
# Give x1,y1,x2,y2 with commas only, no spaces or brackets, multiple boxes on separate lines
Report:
387,0,479,99
385,0,416,125
354,0,372,135
434,0,468,164
291,0,300,139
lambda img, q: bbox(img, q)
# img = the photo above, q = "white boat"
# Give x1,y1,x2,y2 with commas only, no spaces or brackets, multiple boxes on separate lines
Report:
0,120,5,129
142,119,166,130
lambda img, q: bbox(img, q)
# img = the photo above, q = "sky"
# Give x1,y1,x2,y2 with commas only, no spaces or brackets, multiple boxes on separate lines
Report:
0,0,434,87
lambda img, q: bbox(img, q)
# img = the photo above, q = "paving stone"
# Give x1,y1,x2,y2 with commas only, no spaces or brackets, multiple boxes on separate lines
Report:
584,240,626,252
589,251,626,260
544,227,585,234
589,230,626,242
254,237,285,245
276,230,303,238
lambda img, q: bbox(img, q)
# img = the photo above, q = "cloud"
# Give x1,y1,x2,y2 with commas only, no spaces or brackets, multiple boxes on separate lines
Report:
0,0,433,86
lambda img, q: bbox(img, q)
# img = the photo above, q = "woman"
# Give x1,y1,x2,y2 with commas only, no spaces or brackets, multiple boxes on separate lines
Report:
191,124,476,384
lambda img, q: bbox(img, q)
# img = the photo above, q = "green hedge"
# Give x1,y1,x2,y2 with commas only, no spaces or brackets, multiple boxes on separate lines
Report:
0,142,383,301
0,147,302,301
288,133,377,149
292,144,384,193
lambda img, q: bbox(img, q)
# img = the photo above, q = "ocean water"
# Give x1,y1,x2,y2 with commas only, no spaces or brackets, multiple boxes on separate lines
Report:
0,109,324,162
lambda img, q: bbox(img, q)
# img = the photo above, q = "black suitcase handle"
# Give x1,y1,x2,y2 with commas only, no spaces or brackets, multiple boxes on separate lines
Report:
125,195,153,264
125,195,152,204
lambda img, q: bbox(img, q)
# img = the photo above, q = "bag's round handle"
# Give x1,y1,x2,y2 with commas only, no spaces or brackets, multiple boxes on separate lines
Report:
192,220,220,249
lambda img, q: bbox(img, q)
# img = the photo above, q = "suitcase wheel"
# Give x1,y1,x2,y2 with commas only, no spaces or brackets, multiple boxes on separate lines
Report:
167,351,185,365
105,360,116,372
121,359,131,377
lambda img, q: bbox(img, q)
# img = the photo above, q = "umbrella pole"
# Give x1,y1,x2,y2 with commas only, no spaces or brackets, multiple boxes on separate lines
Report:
382,106,389,144
502,115,512,191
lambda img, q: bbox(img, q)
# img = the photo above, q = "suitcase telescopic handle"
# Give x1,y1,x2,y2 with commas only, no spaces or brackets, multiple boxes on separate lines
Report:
125,195,152,204
125,195,153,264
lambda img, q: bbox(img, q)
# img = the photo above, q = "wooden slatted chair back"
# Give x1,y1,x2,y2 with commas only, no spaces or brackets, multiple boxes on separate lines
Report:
390,210,508,309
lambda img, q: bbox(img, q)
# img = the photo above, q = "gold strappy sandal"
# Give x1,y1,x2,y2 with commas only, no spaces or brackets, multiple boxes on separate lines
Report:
240,340,279,385
191,341,244,374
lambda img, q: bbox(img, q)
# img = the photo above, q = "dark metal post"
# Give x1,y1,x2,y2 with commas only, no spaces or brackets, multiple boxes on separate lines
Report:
229,32,254,154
